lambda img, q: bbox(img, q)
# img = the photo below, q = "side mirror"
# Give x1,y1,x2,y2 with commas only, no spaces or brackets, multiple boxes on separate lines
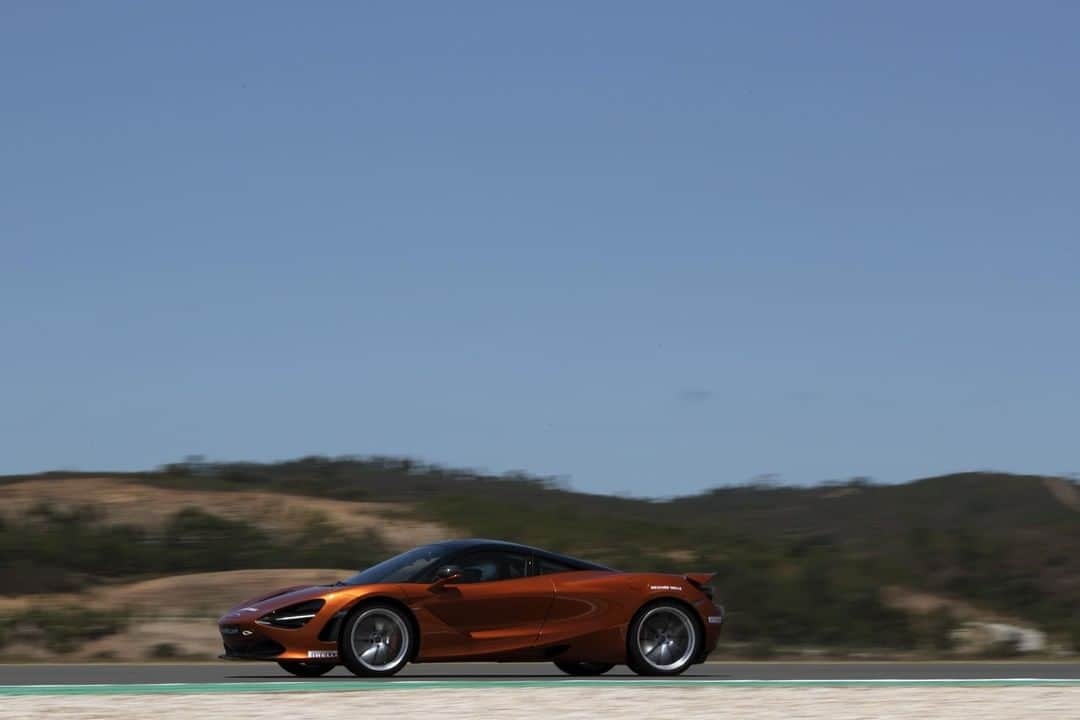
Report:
432,565,463,586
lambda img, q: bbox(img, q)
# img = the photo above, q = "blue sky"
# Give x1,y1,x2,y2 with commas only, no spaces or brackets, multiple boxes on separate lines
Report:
2,2,1078,495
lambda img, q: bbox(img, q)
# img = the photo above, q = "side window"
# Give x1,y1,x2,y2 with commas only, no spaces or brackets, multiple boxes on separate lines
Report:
534,556,576,575
454,550,530,583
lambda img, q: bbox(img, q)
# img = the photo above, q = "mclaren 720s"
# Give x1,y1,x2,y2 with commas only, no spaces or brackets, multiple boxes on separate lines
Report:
219,539,725,677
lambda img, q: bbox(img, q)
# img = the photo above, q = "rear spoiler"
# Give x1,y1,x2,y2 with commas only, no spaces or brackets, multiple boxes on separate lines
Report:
683,572,717,599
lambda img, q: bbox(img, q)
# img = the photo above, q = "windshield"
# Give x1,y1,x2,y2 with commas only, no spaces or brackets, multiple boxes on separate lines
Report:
343,542,458,585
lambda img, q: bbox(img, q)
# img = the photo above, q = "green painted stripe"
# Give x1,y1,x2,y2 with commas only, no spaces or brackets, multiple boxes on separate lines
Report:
2,679,1079,696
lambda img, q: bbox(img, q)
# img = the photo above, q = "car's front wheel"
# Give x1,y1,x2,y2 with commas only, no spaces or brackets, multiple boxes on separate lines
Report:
277,661,334,677
553,660,615,676
626,600,700,676
339,603,414,677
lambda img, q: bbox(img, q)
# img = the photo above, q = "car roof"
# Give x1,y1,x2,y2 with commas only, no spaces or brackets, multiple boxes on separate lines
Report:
449,538,614,572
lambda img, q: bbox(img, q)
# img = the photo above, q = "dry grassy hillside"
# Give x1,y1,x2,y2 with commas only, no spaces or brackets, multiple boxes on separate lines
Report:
0,477,451,551
0,475,461,660
2,463,1078,660
0,569,351,661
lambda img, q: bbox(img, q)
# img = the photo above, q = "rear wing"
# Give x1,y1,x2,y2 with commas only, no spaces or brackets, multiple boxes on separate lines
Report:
683,572,717,599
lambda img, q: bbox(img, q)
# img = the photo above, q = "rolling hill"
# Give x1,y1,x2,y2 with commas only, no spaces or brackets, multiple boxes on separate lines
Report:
1,458,1077,659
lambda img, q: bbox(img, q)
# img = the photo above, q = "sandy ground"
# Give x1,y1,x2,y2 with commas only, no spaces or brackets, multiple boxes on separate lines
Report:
0,569,360,661
2,687,1078,719
1044,477,1080,512
0,477,452,550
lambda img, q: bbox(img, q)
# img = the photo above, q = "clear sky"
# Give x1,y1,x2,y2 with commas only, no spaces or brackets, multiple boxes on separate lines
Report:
2,2,1078,495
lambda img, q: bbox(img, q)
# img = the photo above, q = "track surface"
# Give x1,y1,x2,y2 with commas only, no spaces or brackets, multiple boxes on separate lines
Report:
1,662,1078,685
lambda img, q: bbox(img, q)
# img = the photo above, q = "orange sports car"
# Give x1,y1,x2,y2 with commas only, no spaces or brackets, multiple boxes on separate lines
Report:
218,539,724,677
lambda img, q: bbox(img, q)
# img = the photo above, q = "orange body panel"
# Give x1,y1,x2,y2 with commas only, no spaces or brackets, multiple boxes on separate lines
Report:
219,568,723,667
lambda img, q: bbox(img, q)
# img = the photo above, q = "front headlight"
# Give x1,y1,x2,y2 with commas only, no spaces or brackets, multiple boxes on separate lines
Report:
256,599,325,629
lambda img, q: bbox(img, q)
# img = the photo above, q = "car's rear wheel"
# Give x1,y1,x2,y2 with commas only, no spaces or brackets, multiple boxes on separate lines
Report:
339,603,413,677
553,660,615,676
627,601,700,676
277,661,334,677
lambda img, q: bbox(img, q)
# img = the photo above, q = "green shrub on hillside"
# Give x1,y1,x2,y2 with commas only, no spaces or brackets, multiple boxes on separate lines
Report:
0,504,389,588
4,606,129,654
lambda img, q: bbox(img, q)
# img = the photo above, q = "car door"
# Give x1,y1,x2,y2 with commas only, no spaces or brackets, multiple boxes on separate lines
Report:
407,548,555,658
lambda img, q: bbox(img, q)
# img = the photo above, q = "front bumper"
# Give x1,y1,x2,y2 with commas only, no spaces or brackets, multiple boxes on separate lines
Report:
218,619,340,663
219,624,286,660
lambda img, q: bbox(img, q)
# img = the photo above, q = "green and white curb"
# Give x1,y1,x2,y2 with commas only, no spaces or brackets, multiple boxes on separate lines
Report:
2,679,1079,696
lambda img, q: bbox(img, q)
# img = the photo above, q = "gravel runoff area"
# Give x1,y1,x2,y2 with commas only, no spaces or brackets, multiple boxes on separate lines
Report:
3,686,1080,720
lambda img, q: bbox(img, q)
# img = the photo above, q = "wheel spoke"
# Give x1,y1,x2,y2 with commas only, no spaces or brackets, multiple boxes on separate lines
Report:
636,607,696,672
350,609,409,671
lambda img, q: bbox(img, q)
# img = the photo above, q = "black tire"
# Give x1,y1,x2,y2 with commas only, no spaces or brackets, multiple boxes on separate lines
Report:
553,660,615,676
626,600,701,676
339,602,415,677
277,661,334,677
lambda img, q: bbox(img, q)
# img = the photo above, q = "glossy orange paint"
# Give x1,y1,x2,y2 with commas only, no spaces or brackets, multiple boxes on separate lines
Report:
218,545,724,672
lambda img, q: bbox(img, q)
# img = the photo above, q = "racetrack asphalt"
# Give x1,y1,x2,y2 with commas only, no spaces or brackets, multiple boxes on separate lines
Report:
1,661,1079,686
